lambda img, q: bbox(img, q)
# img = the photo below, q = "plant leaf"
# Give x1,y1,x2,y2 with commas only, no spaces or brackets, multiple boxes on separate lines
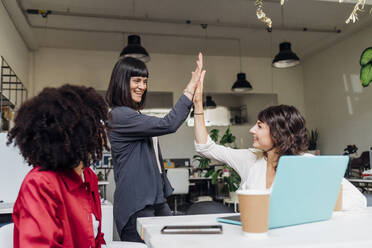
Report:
211,169,221,184
205,169,214,178
360,47,372,66
360,63,372,87
210,129,219,142
220,126,236,146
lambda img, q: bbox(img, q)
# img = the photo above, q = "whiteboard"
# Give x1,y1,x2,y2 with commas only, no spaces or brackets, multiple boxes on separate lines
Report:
0,133,31,203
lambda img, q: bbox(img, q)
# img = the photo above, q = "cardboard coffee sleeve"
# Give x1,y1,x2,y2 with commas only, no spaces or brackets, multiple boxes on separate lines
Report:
237,189,270,235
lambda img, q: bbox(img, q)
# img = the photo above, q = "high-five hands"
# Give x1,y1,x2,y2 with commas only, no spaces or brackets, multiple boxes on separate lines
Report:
193,68,206,106
184,53,205,100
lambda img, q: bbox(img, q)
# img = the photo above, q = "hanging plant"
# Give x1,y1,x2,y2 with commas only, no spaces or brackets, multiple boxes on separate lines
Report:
254,0,285,29
338,0,372,24
255,0,371,28
340,0,370,24
255,0,272,29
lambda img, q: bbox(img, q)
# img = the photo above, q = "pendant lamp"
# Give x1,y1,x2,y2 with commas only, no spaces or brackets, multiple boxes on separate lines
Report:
232,39,253,92
205,96,217,109
272,42,300,68
120,35,150,63
232,73,253,92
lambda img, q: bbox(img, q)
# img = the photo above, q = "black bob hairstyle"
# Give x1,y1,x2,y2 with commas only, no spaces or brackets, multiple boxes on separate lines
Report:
7,84,109,171
258,104,309,157
106,57,149,110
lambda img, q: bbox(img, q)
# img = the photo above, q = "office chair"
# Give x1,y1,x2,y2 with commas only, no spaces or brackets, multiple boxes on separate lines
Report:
186,201,234,215
166,168,190,214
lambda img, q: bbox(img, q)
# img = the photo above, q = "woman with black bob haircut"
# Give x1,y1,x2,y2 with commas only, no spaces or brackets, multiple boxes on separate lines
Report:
106,53,205,242
193,73,366,210
106,56,148,110
8,84,109,247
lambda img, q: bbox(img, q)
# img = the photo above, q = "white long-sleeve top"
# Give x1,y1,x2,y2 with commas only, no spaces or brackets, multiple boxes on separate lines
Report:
195,136,367,211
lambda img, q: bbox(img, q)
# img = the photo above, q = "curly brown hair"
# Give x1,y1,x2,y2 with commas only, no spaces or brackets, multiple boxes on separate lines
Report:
7,84,109,171
258,105,308,157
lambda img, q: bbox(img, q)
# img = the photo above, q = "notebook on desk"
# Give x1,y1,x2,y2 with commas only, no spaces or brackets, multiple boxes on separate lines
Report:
217,156,348,229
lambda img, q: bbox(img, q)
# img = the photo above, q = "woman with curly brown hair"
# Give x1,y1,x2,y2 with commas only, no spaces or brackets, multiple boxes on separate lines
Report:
193,72,366,210
7,84,109,248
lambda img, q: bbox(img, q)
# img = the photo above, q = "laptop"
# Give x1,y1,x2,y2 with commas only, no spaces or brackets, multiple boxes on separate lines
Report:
217,155,348,229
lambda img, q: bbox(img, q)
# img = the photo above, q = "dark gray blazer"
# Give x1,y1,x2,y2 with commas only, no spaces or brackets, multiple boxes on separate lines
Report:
107,94,193,234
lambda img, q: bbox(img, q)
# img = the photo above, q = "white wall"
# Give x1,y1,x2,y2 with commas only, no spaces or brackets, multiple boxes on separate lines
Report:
33,46,306,151
0,2,29,87
303,25,372,155
0,133,31,202
33,47,306,155
33,47,305,207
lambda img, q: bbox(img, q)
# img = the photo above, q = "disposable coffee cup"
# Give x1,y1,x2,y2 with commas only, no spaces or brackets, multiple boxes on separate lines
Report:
237,189,271,237
334,184,343,211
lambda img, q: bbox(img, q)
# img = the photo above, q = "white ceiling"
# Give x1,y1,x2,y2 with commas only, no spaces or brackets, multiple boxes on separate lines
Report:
7,0,372,58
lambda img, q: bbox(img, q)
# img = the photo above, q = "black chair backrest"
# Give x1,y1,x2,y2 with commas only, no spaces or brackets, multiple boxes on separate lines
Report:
186,201,234,215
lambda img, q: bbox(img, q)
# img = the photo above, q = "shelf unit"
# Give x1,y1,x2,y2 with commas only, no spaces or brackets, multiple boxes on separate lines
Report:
203,92,278,126
229,105,247,125
0,56,28,131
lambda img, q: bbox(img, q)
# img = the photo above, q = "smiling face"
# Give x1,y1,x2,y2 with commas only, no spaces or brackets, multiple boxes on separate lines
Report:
129,76,148,104
249,120,274,151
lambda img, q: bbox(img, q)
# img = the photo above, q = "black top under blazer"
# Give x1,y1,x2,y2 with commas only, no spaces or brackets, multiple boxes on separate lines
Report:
107,94,193,234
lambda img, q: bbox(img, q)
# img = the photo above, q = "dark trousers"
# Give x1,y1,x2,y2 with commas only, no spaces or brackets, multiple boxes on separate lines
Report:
120,202,172,242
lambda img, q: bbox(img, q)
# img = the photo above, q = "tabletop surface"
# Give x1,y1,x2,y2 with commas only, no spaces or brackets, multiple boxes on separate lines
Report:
0,202,14,214
348,179,372,183
137,207,372,248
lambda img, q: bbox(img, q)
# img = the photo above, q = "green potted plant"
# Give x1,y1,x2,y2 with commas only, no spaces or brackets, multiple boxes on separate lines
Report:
193,126,241,197
192,129,219,173
308,129,320,155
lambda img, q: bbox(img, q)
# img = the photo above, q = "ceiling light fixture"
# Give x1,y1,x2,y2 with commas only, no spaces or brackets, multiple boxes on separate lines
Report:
232,39,253,92
120,35,150,63
272,42,300,68
272,5,300,69
232,73,253,92
205,96,217,109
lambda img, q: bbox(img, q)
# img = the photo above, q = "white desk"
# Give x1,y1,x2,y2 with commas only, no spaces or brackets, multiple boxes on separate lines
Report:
189,176,212,180
137,207,372,248
348,179,372,193
0,203,13,215
101,202,114,243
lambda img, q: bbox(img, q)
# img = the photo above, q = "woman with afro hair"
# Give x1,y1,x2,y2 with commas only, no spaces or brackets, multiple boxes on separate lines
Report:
8,84,109,248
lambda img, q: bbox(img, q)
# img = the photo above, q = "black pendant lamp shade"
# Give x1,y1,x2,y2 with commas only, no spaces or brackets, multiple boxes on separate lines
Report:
272,42,300,68
120,35,150,63
205,96,217,109
232,73,253,92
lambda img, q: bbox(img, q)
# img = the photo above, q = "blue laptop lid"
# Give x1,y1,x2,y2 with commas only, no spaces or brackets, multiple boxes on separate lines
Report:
268,155,348,229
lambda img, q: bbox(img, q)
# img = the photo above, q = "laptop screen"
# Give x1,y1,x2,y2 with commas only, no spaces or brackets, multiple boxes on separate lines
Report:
217,156,348,229
269,155,348,228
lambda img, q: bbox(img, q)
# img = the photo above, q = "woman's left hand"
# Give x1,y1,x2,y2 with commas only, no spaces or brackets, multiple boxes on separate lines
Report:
193,69,206,106
184,53,203,99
